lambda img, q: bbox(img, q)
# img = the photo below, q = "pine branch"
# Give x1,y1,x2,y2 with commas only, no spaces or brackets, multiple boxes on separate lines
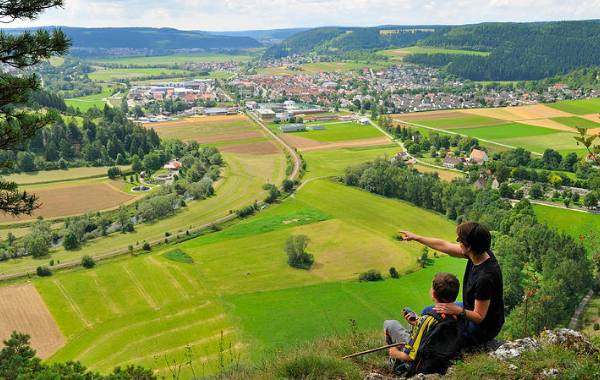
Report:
0,179,38,215
0,29,70,68
0,1,63,21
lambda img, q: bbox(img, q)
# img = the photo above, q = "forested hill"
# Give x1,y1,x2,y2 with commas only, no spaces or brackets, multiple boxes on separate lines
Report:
263,26,444,58
6,27,262,56
407,20,600,80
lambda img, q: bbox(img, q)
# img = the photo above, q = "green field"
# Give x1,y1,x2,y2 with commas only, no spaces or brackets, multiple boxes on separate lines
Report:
547,98,600,115
379,46,490,61
302,145,400,179
534,204,600,245
4,166,130,186
65,87,113,112
456,123,561,140
552,116,600,129
88,68,192,81
410,115,505,129
34,178,460,376
287,122,384,142
88,53,255,66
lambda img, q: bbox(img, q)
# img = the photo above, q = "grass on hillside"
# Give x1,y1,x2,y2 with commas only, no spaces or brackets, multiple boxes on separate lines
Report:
33,178,460,377
552,116,600,129
65,87,113,112
533,204,600,250
302,145,401,179
287,122,384,142
546,98,600,115
379,46,490,61
409,115,505,129
162,248,194,264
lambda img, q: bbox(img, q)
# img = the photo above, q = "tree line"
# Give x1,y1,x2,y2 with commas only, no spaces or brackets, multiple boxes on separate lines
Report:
408,21,600,80
343,158,596,339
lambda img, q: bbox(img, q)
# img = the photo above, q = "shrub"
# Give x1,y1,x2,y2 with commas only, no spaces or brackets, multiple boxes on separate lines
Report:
359,270,383,282
81,255,96,269
389,267,399,278
285,235,314,269
62,230,80,250
276,354,360,380
594,323,600,331
36,266,52,277
107,166,122,179
282,179,295,193
236,204,257,218
142,242,151,251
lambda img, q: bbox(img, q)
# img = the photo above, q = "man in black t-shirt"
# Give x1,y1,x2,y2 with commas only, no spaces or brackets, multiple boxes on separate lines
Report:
400,221,504,347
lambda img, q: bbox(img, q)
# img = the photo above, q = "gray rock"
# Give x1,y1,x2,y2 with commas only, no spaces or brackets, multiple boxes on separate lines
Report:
541,368,559,378
490,337,539,360
540,328,597,354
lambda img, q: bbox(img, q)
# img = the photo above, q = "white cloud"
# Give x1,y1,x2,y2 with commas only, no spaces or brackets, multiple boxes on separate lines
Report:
7,0,600,30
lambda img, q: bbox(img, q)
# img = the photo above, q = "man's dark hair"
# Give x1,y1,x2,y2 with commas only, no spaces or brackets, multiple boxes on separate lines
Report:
432,272,459,303
456,221,491,255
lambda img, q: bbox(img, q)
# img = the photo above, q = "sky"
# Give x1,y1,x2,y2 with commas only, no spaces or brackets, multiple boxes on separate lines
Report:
9,0,600,31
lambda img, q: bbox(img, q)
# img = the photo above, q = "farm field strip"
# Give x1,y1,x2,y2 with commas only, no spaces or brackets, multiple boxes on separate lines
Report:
4,166,131,185
551,116,600,129
280,121,385,143
0,180,136,223
546,98,600,115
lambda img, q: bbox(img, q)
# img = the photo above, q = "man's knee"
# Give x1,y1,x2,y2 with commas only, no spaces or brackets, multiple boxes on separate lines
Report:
384,319,400,333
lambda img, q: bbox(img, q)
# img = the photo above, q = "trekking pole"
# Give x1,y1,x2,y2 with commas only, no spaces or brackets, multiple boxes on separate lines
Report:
342,342,405,359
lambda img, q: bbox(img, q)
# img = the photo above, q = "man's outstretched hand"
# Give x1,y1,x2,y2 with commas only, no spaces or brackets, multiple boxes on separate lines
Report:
399,231,419,241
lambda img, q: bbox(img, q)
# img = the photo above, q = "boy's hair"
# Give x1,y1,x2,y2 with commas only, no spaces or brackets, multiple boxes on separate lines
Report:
456,221,491,255
432,272,460,303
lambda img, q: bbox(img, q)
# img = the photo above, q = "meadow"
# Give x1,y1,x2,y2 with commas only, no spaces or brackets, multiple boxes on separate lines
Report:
407,114,505,129
547,98,600,115
65,87,113,112
533,204,600,246
286,122,384,142
551,116,600,129
27,178,460,377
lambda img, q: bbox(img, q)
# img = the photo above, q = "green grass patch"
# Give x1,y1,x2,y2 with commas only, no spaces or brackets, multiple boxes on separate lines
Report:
162,248,194,263
410,115,505,129
302,145,401,179
287,122,384,142
4,166,130,186
456,122,561,140
225,256,463,355
546,98,600,115
65,87,113,112
534,204,600,247
551,116,600,129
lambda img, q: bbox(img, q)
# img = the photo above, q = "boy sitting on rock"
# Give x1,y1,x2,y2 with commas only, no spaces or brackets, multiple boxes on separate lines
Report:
384,272,460,374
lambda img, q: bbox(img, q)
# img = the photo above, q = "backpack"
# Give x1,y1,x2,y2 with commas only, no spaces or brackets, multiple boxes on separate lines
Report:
407,312,464,376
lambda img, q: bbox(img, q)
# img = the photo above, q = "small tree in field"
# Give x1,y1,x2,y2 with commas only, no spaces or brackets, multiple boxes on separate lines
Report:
285,235,313,269
389,267,399,278
81,255,95,269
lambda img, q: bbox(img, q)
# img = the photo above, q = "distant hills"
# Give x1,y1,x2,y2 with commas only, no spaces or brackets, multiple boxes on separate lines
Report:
265,20,600,81
5,27,263,56
207,28,310,44
263,25,445,58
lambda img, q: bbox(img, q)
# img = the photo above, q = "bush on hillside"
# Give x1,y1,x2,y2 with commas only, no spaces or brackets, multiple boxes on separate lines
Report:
282,179,295,193
285,235,314,269
36,266,52,277
81,255,95,269
142,242,151,251
359,270,383,282
63,230,80,250
107,166,122,179
389,267,399,278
